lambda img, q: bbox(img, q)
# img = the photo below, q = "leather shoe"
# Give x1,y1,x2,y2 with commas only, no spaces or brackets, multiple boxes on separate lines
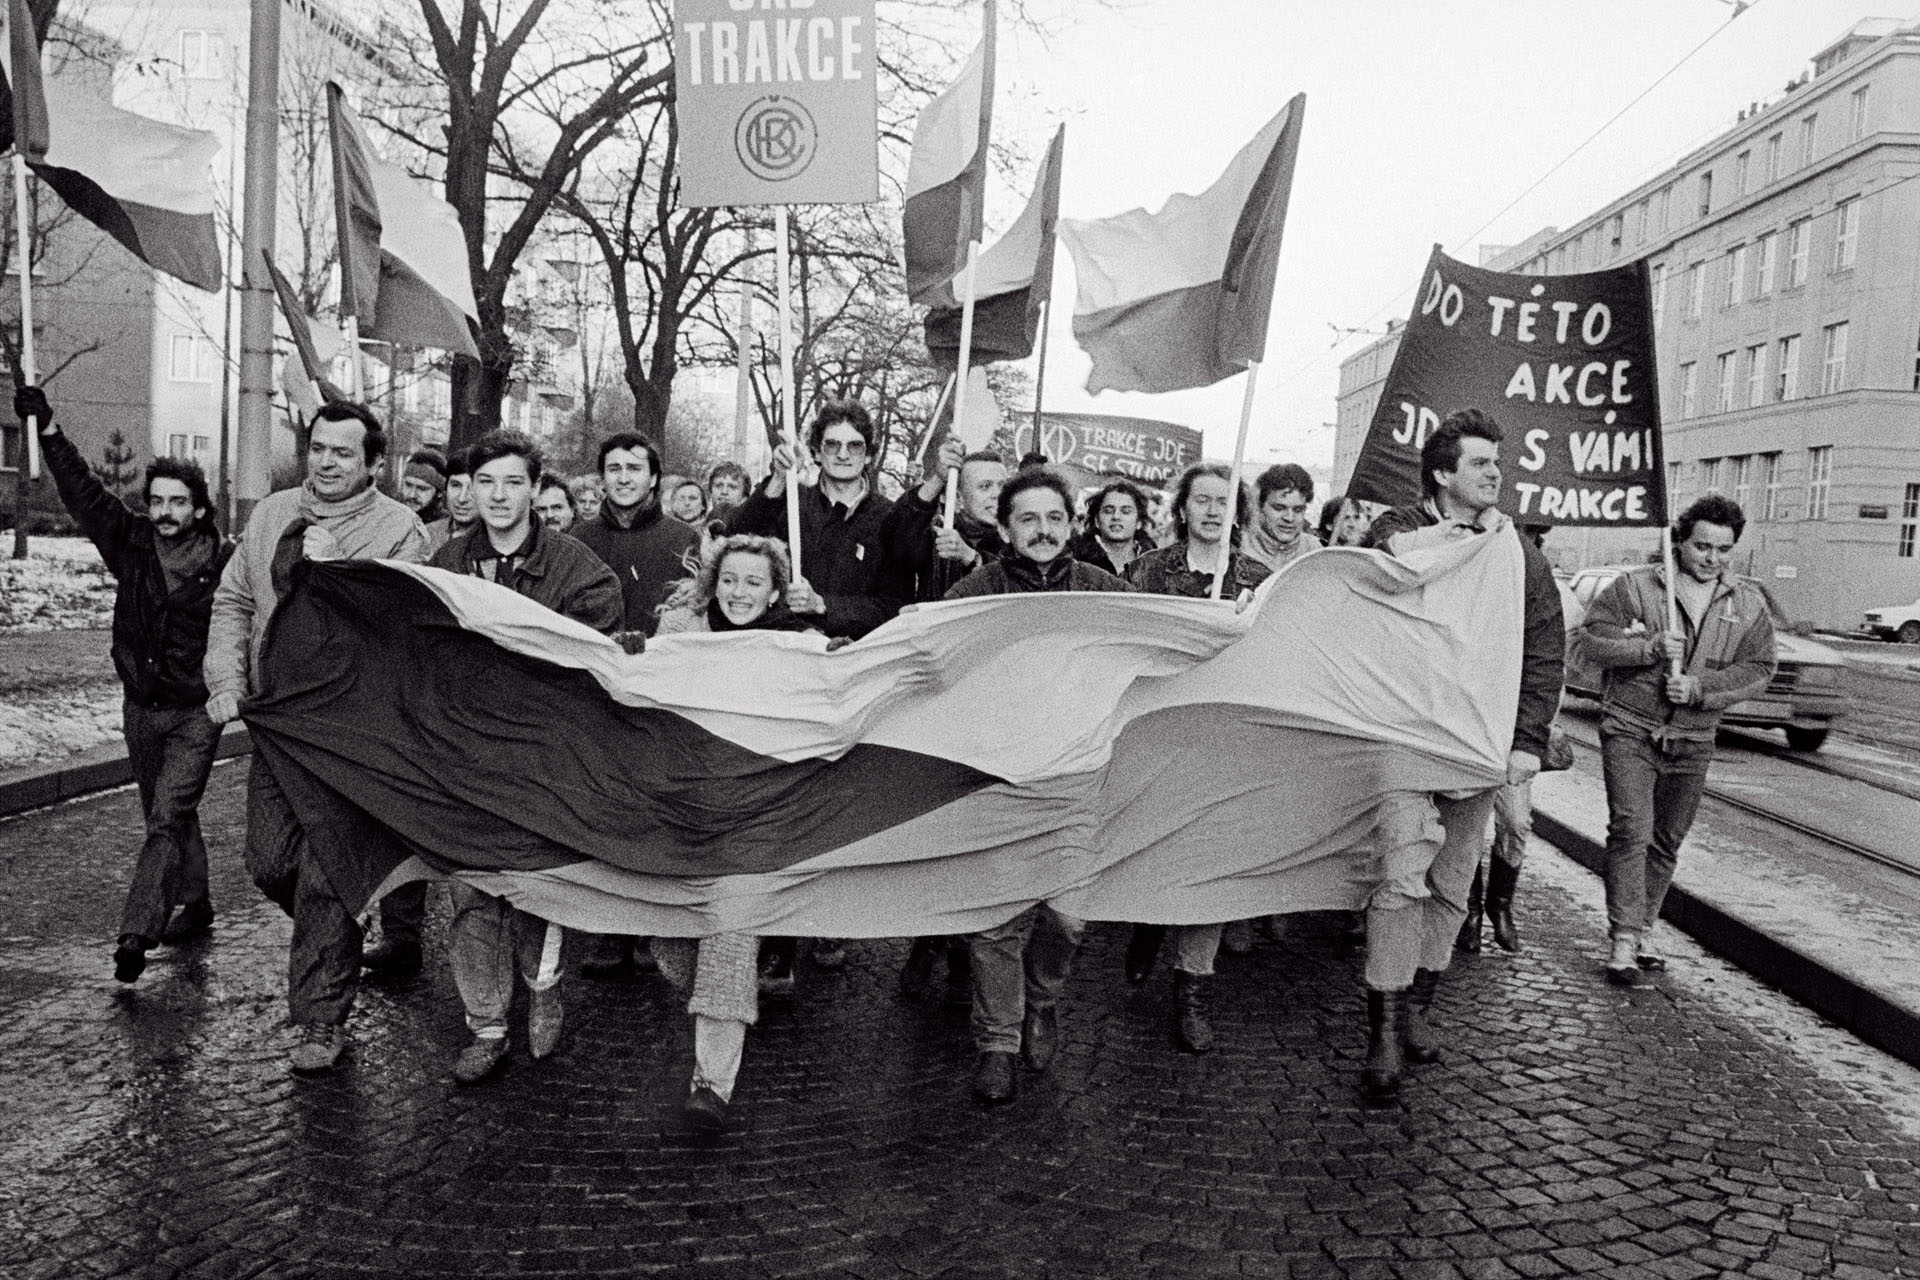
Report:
684,1086,728,1132
810,938,847,970
113,935,149,983
1021,1004,1059,1072
360,938,422,978
159,901,214,945
1605,934,1642,987
453,1035,509,1085
290,1023,345,1075
1172,970,1213,1054
527,985,563,1060
971,1050,1017,1105
1124,924,1165,985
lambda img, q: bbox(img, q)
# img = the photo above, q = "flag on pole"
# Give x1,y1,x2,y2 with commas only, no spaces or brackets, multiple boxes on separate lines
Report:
0,0,222,291
245,531,1522,939
263,252,348,413
925,124,1063,367
1058,94,1305,394
902,8,994,307
326,82,480,358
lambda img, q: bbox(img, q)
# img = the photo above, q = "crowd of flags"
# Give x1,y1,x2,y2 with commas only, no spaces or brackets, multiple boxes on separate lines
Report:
0,0,1309,434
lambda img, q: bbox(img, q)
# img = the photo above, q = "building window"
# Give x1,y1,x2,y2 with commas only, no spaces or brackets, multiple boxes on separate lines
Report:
1735,150,1751,195
178,30,226,80
1800,114,1818,168
1668,461,1688,512
1755,231,1777,296
1833,197,1859,271
168,333,216,382
1634,198,1649,245
168,433,189,458
1651,262,1668,331
1745,343,1766,408
1787,219,1810,287
1724,244,1746,307
1900,483,1919,557
1766,132,1783,182
1776,334,1801,401
1656,184,1672,233
1851,85,1870,142
1609,213,1624,252
1762,453,1784,520
1806,446,1832,520
1715,352,1737,413
1821,321,1849,394
1733,455,1754,512
1701,458,1723,494
1696,171,1713,218
1686,262,1705,319
1679,362,1698,418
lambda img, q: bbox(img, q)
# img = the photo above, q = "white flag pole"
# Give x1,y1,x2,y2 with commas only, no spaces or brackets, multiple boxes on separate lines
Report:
943,239,981,525
1662,523,1682,678
342,313,366,399
1210,360,1260,601
12,152,40,480
776,204,802,580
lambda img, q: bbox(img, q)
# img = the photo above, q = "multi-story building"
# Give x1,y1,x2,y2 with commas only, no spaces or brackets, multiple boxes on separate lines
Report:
1336,18,1920,626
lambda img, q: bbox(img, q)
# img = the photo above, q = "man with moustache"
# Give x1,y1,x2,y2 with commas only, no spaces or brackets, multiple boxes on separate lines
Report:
1357,409,1563,1098
945,469,1130,1103
430,430,622,1083
400,448,448,524
205,401,430,1073
26,385,233,983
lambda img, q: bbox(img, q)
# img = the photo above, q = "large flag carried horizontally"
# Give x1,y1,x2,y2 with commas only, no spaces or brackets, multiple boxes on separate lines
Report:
901,10,994,308
327,82,480,358
924,124,1063,368
1346,247,1668,527
1058,94,1305,394
0,0,221,291
244,533,1524,941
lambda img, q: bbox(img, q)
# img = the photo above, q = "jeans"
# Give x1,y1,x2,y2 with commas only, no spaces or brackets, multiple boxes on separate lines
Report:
119,701,221,943
1490,778,1532,871
1600,728,1714,938
968,904,1085,1054
1365,787,1499,989
245,754,363,1027
448,881,561,1036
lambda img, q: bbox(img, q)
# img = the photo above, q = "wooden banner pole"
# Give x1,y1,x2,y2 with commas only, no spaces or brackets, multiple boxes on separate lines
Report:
776,204,802,580
1211,360,1260,601
943,240,981,525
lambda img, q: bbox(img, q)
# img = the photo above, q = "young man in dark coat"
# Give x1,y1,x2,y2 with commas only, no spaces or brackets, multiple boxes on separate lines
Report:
882,437,1009,603
430,430,624,1084
943,470,1129,1104
1357,408,1564,1099
26,384,233,983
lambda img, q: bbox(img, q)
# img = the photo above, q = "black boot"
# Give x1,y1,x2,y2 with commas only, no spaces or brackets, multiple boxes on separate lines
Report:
1455,863,1484,954
944,938,974,1009
1362,987,1405,1099
1172,970,1213,1054
1486,859,1522,953
1403,968,1442,1065
1124,924,1165,985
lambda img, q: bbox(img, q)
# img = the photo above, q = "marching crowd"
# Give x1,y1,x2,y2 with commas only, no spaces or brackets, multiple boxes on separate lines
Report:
20,380,1776,1133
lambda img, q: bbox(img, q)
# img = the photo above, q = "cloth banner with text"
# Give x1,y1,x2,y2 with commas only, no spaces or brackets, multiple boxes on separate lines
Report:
1346,247,1667,527
1013,412,1201,493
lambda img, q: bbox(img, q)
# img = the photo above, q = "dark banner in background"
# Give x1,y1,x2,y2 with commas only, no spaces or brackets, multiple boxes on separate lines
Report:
1346,246,1667,527
1014,411,1202,491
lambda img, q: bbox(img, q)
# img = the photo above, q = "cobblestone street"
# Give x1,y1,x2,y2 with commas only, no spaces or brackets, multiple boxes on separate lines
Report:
4,767,1920,1279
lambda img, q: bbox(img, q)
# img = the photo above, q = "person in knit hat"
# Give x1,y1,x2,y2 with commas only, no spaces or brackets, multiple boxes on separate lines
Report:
400,448,448,523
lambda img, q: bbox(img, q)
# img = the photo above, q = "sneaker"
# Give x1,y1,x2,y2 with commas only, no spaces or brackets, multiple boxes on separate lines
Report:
684,1085,729,1133
1636,937,1667,971
452,1034,509,1085
159,901,214,945
810,938,847,971
527,986,564,1060
1605,934,1641,987
290,1023,345,1075
113,935,149,984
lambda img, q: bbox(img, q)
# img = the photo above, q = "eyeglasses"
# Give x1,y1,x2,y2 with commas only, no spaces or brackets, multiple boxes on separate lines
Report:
819,439,868,457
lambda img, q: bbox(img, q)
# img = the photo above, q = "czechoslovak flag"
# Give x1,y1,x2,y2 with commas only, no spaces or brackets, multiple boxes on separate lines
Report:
901,8,993,308
924,124,1063,368
0,0,222,291
1058,94,1305,394
327,82,480,358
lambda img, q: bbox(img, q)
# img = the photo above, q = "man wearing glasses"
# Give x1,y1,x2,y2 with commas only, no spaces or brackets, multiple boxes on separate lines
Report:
726,400,904,640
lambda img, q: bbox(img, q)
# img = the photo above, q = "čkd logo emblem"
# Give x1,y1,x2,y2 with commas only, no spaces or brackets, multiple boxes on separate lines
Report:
736,96,817,183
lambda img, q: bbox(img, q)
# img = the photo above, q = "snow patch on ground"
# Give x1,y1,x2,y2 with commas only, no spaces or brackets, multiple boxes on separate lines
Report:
0,537,114,632
0,686,122,773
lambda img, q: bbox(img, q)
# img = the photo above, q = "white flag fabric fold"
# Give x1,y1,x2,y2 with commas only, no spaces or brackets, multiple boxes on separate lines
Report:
902,17,993,308
1059,94,1305,394
924,124,1063,367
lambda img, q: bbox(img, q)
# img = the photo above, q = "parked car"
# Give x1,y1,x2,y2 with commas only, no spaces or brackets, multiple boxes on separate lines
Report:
1861,598,1920,645
1564,566,1848,752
